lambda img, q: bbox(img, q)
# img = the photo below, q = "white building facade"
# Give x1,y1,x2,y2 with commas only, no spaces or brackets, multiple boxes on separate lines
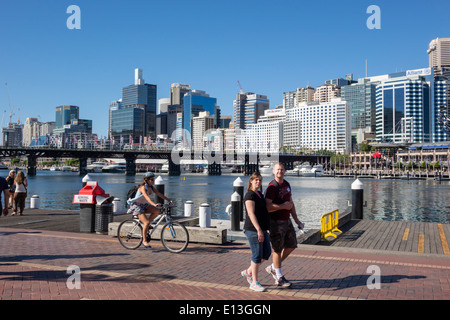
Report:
287,98,351,153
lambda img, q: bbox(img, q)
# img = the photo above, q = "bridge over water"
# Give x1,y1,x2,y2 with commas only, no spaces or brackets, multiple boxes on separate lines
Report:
0,147,331,176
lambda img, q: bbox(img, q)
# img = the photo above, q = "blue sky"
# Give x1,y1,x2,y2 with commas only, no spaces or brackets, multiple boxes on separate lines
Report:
1,0,449,137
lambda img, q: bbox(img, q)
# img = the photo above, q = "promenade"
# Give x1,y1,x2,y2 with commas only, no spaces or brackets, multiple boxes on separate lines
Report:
0,209,449,306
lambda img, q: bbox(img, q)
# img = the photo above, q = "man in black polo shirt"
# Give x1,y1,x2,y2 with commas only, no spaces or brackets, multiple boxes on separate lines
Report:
265,162,303,287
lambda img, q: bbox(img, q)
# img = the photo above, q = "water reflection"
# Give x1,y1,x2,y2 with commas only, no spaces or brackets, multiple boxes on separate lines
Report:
23,171,450,230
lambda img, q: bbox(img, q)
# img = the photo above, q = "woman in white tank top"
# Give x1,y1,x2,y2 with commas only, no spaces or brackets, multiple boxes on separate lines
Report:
12,170,27,216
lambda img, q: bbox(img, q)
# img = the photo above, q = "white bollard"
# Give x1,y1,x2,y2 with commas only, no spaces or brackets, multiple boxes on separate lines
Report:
82,174,92,187
154,176,165,204
112,197,121,213
184,200,194,217
199,203,211,228
30,195,40,209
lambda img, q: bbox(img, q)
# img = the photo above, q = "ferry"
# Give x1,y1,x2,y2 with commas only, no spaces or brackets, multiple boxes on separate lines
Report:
87,161,108,173
102,163,126,173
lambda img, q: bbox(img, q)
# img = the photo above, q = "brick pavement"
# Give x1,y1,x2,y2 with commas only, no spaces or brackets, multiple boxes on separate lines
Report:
0,226,449,304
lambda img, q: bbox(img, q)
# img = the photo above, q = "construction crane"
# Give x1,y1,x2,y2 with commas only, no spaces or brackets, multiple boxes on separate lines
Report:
5,82,14,123
237,80,243,93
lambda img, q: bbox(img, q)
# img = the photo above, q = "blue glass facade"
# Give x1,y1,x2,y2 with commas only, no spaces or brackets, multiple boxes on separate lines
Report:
375,71,435,143
55,105,79,128
121,83,157,138
183,92,218,137
110,107,144,142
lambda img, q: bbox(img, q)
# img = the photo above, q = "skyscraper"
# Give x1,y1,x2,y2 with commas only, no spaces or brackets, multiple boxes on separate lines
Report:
110,69,157,142
341,79,377,133
233,92,269,129
428,38,450,76
55,105,79,128
183,90,219,138
375,69,435,143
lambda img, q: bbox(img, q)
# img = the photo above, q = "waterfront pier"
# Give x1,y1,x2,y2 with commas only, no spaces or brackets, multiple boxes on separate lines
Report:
0,146,330,176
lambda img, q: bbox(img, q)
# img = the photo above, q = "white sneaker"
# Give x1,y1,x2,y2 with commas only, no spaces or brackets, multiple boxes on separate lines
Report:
241,270,252,285
249,281,266,292
265,265,277,281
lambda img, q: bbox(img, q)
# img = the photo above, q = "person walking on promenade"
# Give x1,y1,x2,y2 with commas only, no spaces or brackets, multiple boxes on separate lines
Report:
0,175,10,216
12,170,27,216
241,172,271,292
264,162,303,287
5,170,15,209
127,172,172,248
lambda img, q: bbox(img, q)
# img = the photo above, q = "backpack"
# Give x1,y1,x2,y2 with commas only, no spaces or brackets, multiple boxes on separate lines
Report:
127,184,155,200
127,185,140,200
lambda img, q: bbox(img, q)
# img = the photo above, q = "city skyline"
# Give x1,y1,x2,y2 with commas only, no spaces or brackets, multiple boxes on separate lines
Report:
1,0,450,137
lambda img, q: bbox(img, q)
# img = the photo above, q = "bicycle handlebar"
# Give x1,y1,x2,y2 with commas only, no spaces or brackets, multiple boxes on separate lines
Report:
159,203,177,210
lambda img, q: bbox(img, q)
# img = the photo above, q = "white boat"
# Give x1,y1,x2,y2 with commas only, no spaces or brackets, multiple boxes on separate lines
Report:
87,161,108,173
102,163,126,173
311,165,324,176
160,163,169,173
61,165,72,172
0,164,9,170
220,165,234,174
259,165,272,176
298,164,323,177
49,166,57,171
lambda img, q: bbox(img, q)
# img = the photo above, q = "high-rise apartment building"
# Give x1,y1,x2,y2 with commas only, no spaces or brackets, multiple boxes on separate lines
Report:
283,87,315,109
192,111,215,151
428,38,450,76
297,86,315,104
313,84,341,103
428,38,450,132
233,92,269,129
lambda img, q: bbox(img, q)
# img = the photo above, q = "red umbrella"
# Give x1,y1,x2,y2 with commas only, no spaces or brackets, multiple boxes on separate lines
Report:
372,152,382,158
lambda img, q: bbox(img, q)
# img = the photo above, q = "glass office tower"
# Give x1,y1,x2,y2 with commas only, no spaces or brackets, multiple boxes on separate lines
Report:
110,108,145,143
341,80,377,133
182,90,219,138
375,70,432,143
110,69,157,142
55,105,79,128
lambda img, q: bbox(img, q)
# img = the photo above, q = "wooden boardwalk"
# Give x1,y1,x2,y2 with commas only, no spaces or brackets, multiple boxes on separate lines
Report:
321,218,450,255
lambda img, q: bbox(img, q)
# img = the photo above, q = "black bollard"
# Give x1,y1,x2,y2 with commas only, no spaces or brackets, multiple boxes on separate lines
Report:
154,176,165,204
351,179,364,220
231,191,241,231
233,177,244,221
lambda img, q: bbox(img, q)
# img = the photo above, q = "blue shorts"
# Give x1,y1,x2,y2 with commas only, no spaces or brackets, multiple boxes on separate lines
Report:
244,230,271,264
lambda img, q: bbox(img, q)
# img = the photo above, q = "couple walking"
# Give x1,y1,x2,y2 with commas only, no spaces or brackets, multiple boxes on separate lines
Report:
241,162,304,292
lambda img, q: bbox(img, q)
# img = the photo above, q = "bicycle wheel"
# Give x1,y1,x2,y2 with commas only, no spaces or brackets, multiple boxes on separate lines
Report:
117,220,143,250
160,221,189,253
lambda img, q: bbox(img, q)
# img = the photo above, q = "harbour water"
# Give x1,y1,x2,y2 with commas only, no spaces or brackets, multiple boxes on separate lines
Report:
19,171,450,230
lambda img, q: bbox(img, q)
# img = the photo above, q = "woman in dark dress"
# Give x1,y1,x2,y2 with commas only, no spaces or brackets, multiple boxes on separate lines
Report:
240,172,271,292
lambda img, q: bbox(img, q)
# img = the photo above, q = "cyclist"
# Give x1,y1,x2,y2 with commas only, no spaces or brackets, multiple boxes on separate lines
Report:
127,172,173,247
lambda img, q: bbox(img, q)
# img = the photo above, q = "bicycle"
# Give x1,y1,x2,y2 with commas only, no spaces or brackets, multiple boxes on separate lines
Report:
117,203,189,253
